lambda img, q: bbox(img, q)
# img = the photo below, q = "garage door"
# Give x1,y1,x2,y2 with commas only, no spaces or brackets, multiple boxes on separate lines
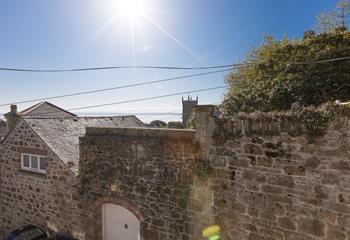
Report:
102,203,140,240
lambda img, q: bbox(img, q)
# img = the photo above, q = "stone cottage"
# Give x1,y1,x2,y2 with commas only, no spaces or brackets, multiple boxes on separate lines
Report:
1,102,350,240
1,101,77,139
0,102,146,238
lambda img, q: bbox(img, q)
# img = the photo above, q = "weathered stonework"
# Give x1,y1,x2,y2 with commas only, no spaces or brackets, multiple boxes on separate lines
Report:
202,107,350,240
78,106,350,239
0,105,350,240
0,119,88,239
79,127,201,240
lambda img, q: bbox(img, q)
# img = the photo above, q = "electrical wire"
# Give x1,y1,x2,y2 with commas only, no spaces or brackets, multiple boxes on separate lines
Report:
0,63,250,73
2,55,349,107
0,69,231,107
2,55,349,117
17,85,228,117
0,55,348,73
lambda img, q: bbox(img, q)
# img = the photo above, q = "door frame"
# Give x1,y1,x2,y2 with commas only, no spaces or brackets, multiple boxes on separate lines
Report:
94,197,144,240
102,203,140,240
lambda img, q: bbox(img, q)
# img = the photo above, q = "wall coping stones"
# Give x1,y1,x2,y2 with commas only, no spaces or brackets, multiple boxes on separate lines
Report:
84,127,196,141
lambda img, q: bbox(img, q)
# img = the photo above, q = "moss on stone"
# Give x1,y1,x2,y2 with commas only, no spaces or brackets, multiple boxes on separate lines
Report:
195,159,211,181
214,103,344,144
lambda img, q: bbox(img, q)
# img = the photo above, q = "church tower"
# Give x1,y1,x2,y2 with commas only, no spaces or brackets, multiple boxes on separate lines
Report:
182,96,198,126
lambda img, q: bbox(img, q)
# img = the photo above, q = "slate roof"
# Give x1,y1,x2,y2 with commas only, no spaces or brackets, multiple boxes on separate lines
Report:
21,101,77,118
24,116,146,175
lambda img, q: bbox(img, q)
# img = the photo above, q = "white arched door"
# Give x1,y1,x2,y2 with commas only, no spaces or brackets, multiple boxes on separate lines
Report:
102,204,140,240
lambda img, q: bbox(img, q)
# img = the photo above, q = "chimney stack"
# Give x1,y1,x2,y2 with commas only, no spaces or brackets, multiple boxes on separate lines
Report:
11,104,17,112
4,104,22,131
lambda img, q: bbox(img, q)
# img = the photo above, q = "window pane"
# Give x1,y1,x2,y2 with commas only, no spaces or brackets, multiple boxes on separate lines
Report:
31,156,38,169
23,155,30,168
39,157,47,171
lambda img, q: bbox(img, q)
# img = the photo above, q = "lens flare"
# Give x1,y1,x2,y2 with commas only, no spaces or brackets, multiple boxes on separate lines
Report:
117,0,145,19
92,0,197,59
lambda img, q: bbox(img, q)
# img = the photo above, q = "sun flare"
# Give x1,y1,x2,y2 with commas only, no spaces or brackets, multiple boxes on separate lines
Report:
95,0,196,59
116,0,145,19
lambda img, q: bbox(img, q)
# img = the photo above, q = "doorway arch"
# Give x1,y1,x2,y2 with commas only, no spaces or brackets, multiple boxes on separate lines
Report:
102,203,140,240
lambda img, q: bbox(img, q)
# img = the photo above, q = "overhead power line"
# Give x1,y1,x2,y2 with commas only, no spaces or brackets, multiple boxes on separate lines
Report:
20,86,228,117
0,63,248,73
0,55,349,73
56,86,228,112
0,69,231,107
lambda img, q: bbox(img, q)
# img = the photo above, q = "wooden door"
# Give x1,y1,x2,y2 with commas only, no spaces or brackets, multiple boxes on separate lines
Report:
102,204,140,240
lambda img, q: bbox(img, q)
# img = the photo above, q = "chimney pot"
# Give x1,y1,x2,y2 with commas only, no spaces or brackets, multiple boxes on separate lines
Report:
10,104,17,112
5,104,21,131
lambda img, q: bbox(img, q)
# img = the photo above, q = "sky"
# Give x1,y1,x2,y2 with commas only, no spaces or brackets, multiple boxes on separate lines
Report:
0,0,337,122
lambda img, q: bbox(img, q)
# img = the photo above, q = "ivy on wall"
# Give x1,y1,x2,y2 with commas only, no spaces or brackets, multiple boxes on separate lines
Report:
300,103,338,136
213,103,348,144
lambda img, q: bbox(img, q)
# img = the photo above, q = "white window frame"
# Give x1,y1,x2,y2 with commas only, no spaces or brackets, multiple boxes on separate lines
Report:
21,153,47,174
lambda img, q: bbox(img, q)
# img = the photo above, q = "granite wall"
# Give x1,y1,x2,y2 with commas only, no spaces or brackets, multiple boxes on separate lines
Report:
1,105,350,240
0,119,87,239
79,127,202,240
79,106,350,240
197,105,350,240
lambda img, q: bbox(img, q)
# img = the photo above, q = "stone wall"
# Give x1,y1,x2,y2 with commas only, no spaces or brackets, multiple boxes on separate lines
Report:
1,105,350,240
196,106,350,240
0,119,87,239
79,106,350,240
79,127,202,240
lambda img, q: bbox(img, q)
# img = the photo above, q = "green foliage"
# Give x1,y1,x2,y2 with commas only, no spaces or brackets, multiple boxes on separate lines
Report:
300,103,338,135
223,30,350,114
149,120,167,128
167,121,184,129
195,160,211,181
187,112,196,129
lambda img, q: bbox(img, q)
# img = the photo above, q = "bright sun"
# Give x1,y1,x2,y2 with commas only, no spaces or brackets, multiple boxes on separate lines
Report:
96,0,196,58
117,0,145,19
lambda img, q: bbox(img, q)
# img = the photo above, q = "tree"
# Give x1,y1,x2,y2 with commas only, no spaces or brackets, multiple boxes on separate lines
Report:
316,0,350,32
317,12,337,33
337,0,350,28
149,120,167,128
222,30,350,114
167,121,184,129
